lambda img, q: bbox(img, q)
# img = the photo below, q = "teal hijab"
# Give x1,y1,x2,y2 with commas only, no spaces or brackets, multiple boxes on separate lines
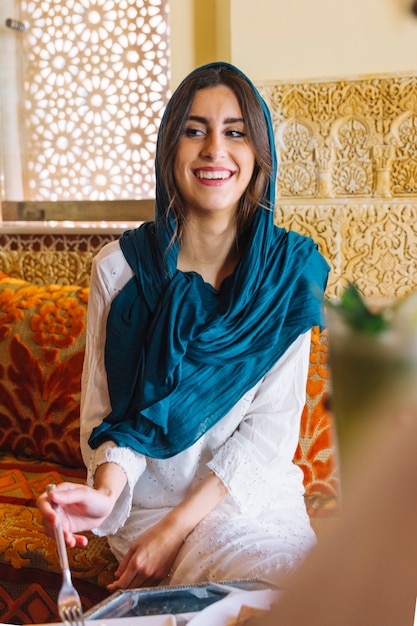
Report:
88,62,329,458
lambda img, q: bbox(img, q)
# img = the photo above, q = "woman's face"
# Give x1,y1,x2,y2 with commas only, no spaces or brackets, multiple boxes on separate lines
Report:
173,85,256,220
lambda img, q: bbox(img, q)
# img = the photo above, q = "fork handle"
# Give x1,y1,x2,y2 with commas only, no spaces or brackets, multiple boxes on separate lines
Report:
46,484,70,572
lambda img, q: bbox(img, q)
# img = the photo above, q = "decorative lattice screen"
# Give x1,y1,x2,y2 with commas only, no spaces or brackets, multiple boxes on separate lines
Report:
18,0,170,201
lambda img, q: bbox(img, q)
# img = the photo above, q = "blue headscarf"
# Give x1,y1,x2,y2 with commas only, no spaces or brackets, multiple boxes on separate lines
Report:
88,62,329,458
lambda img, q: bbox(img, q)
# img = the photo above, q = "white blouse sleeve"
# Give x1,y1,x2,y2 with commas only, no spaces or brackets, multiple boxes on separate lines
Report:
207,330,311,515
80,241,146,535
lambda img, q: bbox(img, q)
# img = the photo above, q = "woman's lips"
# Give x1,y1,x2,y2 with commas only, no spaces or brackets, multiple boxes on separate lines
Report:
193,168,235,184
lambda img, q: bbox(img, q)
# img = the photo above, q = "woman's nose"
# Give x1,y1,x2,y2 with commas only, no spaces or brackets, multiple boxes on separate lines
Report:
201,132,226,160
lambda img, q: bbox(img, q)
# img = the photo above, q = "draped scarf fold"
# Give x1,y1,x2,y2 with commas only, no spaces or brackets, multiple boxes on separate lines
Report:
88,62,330,458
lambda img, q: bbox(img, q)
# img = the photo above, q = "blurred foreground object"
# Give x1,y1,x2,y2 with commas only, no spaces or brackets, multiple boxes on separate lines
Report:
326,284,417,486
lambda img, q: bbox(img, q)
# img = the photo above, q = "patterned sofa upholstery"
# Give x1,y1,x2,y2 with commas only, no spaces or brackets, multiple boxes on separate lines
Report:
0,275,118,624
0,271,337,625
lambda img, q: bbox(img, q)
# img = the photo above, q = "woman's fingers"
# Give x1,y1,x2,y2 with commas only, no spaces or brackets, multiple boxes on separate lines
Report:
63,530,89,548
36,492,59,535
107,564,160,591
37,482,111,543
108,531,173,591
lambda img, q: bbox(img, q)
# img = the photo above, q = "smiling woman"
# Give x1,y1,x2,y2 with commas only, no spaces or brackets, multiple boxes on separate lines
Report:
37,62,330,592
174,84,256,288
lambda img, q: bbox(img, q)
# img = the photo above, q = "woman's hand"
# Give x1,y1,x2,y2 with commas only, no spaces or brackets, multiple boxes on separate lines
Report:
107,516,185,590
108,470,228,590
37,462,128,548
37,482,116,548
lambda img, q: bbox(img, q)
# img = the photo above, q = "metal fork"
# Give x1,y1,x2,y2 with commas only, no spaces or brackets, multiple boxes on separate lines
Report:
46,484,86,626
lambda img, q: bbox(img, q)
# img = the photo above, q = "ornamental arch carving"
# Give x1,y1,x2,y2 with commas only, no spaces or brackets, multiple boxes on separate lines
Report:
275,118,318,197
329,115,377,197
387,111,417,195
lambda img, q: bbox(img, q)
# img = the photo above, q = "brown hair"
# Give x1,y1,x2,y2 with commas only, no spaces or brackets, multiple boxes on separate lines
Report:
157,63,273,241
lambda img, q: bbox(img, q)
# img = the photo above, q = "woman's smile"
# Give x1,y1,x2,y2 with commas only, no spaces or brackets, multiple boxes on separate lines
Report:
193,166,235,184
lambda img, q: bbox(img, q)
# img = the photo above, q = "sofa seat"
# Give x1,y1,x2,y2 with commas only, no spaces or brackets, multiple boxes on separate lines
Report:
0,451,117,624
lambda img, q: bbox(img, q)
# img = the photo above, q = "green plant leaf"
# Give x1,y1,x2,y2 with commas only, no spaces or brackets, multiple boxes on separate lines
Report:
327,283,388,334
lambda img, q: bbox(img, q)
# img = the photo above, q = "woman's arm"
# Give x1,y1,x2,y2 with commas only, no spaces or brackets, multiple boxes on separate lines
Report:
79,243,147,534
38,243,143,545
80,241,134,461
208,330,312,514
165,469,228,538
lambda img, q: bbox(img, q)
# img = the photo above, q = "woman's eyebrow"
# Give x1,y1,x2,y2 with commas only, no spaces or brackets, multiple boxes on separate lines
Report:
187,115,245,124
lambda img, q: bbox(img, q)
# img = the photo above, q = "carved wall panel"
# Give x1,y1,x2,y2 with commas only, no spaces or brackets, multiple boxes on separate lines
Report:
259,73,417,300
0,232,119,286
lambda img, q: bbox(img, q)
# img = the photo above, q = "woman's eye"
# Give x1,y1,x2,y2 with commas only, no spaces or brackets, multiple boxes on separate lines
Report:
227,129,246,138
184,127,204,137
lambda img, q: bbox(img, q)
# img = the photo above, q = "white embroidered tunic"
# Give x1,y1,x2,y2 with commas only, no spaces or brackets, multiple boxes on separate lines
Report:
80,240,316,584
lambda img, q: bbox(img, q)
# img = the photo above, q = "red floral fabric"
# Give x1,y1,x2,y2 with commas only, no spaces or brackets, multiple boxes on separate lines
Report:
0,278,88,468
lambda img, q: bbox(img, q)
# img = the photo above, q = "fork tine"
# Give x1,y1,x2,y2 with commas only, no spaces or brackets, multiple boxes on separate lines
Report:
58,586,85,626
60,604,85,626
57,584,85,626
59,601,84,626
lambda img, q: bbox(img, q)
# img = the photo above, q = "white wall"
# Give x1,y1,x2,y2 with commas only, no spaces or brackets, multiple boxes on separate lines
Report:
231,0,417,81
169,0,195,88
170,0,417,86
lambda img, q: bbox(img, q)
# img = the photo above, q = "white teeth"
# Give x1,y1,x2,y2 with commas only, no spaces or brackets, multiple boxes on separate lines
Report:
195,170,232,180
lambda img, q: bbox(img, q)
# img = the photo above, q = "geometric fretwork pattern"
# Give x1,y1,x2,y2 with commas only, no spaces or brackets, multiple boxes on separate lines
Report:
19,0,170,201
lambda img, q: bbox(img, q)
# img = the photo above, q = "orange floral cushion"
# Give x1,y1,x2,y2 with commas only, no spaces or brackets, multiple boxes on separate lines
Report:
0,277,88,468
294,326,338,499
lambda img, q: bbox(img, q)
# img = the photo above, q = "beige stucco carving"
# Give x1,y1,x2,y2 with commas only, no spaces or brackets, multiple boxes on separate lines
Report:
258,73,417,299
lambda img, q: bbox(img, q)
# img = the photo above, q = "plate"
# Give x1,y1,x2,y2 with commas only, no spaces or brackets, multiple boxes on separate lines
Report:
85,581,270,619
186,589,278,626
36,616,176,626
90,617,176,626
